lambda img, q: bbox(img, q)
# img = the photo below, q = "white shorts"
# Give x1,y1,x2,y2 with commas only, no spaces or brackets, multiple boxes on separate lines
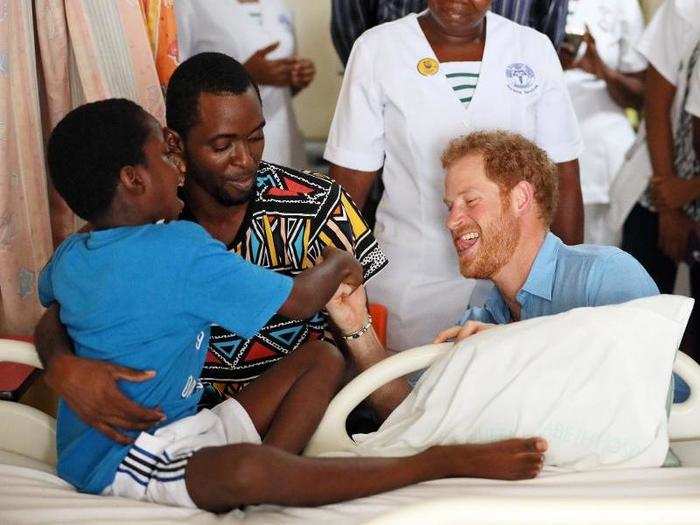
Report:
102,398,260,508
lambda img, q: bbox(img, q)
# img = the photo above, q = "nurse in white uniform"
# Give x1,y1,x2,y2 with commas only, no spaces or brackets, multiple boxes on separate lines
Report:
562,0,647,246
176,0,311,169
325,0,583,352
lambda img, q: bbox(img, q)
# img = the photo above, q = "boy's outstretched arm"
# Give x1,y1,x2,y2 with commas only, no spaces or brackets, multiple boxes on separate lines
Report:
34,304,164,444
279,246,363,320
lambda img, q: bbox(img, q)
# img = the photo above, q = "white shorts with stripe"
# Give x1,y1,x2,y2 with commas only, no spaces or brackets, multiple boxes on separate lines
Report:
102,398,261,508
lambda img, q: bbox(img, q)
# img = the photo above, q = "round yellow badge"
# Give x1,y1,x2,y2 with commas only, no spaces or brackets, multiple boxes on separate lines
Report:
417,57,439,76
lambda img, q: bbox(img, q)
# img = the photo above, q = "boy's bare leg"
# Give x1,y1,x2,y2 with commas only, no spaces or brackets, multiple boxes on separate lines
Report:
233,339,345,453
185,437,548,512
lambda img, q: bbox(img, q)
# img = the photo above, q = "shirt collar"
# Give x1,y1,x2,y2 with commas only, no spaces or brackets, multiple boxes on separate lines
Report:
519,232,561,302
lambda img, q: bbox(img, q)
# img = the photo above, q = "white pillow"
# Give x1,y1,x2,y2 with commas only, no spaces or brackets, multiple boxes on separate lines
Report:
352,295,693,470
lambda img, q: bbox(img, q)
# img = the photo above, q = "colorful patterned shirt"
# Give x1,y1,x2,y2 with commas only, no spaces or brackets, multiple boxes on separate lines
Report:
181,162,388,407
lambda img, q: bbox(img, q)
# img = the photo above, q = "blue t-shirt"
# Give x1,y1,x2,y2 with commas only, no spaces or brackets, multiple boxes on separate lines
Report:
459,233,660,325
38,221,293,494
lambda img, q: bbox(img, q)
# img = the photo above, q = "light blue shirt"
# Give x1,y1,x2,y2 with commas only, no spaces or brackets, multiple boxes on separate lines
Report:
459,232,660,325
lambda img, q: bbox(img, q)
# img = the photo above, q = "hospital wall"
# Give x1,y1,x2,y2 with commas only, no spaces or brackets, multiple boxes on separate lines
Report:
288,0,664,143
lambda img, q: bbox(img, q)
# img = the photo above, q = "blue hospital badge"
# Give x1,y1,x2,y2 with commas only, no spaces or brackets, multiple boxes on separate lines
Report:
505,63,537,94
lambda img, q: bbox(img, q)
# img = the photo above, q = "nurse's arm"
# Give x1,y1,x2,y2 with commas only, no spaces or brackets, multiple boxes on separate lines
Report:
34,304,164,444
329,163,379,209
551,159,584,245
601,69,646,110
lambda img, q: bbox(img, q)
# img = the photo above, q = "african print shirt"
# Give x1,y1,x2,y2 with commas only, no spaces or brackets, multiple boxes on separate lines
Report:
182,162,388,408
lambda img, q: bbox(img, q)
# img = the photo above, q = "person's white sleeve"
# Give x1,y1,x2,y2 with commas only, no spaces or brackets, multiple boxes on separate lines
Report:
617,0,648,73
687,57,700,117
323,37,386,171
637,0,684,85
535,35,583,163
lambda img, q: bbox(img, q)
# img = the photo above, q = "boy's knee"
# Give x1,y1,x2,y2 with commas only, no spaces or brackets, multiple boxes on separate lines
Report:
296,340,346,379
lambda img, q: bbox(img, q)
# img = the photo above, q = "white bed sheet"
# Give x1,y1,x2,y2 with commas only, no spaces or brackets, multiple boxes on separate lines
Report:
2,441,700,525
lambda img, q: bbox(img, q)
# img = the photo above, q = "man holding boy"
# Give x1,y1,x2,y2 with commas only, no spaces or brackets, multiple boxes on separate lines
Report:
39,94,547,509
35,52,388,443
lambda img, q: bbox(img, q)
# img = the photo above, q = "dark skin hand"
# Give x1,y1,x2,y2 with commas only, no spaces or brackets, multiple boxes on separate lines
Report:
645,65,691,262
559,30,645,110
35,304,164,444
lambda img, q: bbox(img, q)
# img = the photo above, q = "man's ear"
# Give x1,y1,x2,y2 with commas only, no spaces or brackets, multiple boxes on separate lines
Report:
511,180,534,216
164,127,187,174
119,165,148,196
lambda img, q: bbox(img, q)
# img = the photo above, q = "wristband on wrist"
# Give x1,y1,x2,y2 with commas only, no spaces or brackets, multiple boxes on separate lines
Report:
341,314,373,341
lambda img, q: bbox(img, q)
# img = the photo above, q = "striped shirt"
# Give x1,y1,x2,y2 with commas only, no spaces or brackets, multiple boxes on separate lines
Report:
442,62,481,110
331,0,569,65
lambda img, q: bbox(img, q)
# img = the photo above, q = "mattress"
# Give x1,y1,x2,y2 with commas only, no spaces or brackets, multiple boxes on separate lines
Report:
2,441,700,524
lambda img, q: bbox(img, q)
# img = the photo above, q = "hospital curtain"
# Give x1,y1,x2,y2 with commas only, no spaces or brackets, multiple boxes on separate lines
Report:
0,0,165,338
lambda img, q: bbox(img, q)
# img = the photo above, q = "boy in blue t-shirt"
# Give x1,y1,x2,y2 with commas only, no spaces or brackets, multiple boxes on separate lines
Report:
41,98,546,511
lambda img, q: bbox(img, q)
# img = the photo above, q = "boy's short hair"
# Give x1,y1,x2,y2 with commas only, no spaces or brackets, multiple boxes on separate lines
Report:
441,131,559,226
166,52,261,140
47,98,151,221
47,98,152,222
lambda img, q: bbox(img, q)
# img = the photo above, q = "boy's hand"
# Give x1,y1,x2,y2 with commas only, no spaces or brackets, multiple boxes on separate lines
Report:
433,321,495,344
321,246,363,289
326,283,369,334
45,353,164,444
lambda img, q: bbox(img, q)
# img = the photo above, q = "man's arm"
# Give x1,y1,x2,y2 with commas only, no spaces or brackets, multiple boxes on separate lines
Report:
326,285,410,420
34,304,164,444
329,164,379,210
550,159,583,245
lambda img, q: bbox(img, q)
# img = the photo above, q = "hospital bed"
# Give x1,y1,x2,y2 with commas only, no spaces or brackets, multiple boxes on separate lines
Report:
2,338,700,524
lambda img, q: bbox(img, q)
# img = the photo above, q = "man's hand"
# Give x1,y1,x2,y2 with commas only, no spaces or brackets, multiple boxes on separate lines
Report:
45,353,164,444
658,209,693,262
244,42,295,87
651,176,695,210
433,321,495,344
291,58,316,93
575,30,606,79
326,283,369,334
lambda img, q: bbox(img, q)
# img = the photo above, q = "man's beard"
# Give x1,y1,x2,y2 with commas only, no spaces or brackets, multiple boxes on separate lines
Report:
214,184,255,207
459,204,520,279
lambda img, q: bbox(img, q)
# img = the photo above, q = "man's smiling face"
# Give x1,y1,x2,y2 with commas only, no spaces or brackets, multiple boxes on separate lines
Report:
183,88,265,206
444,153,520,279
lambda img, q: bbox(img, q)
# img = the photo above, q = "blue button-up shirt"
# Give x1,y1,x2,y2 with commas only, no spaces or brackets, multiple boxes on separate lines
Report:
459,233,660,325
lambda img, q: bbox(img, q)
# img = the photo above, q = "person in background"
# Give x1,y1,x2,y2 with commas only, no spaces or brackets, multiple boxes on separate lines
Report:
620,0,700,362
560,0,647,245
325,0,582,353
176,0,314,168
331,0,570,66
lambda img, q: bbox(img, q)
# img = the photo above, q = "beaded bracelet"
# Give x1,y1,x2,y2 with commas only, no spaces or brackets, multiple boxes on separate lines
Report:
341,314,373,341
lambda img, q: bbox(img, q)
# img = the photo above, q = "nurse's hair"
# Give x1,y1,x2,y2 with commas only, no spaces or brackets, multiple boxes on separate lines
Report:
441,130,559,226
47,98,152,222
166,52,262,139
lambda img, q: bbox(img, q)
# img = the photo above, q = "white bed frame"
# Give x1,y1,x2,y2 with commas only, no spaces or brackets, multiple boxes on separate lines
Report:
3,338,700,525
3,337,698,465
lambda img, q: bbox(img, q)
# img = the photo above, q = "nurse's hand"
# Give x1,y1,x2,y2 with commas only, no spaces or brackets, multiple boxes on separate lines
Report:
291,58,316,93
658,209,693,262
651,176,696,210
433,321,495,344
244,42,295,87
326,283,369,335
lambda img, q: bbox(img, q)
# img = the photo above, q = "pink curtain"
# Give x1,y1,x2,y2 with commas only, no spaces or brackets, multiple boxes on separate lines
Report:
1,0,165,336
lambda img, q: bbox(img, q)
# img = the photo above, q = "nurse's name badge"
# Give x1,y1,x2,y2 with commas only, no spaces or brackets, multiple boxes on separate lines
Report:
417,57,439,76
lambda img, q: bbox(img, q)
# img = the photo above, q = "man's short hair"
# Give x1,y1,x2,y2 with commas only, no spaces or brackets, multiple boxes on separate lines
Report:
166,52,261,140
441,131,559,226
47,98,151,222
